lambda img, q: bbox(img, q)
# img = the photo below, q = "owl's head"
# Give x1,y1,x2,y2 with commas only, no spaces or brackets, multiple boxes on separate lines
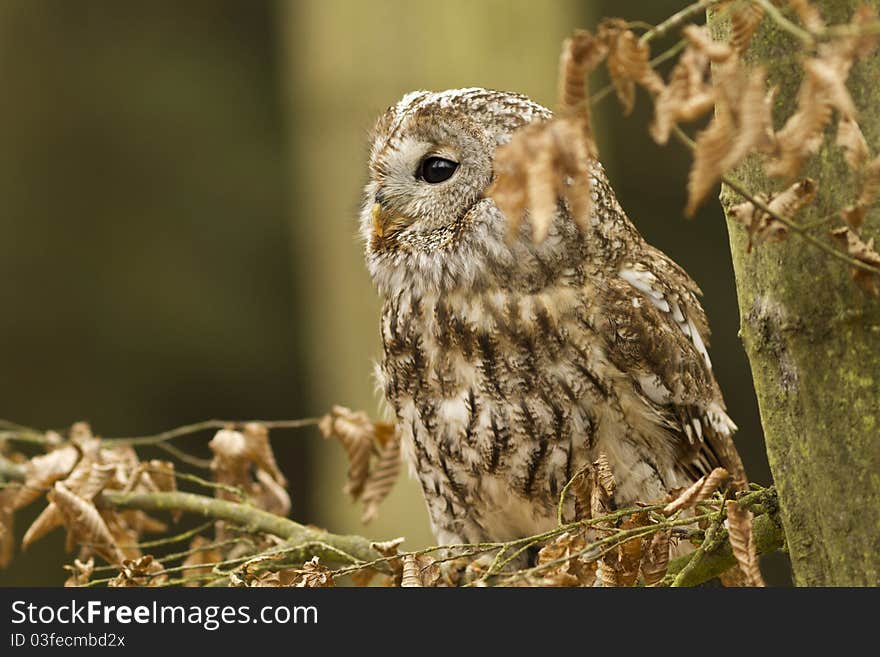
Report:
361,88,553,296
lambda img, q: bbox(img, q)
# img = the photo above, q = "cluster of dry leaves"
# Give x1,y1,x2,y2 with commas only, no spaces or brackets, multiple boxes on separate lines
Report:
489,0,880,297
1,422,178,571
0,409,403,587
0,410,769,587
512,459,763,588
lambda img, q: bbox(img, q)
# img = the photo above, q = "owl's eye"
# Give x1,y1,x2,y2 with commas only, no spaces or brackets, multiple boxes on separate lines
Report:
418,156,458,184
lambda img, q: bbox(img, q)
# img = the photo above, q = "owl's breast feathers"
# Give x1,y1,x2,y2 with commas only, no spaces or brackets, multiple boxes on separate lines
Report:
378,235,744,544
364,89,743,544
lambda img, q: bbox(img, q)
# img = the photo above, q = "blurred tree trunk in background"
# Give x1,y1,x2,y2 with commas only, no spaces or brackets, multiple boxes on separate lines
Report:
0,1,300,584
711,1,880,585
278,0,591,545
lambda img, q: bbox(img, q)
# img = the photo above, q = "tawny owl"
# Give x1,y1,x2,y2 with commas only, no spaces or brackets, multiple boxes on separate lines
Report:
361,88,745,548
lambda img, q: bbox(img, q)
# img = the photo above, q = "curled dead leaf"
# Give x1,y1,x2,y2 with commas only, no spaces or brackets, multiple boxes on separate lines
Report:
557,29,607,111
830,226,880,296
651,44,715,145
50,481,123,564
0,487,15,568
640,529,671,586
319,406,376,500
360,430,401,524
63,557,95,587
730,1,765,54
664,467,729,515
535,531,597,587
600,19,664,115
109,555,167,587
290,556,334,588
12,444,79,511
729,178,818,249
836,116,869,170
725,500,765,586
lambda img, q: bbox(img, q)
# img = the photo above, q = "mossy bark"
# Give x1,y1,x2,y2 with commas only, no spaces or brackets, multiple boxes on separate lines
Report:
709,1,880,585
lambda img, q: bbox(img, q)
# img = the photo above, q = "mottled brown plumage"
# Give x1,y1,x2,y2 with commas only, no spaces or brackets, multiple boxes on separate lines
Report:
360,88,745,546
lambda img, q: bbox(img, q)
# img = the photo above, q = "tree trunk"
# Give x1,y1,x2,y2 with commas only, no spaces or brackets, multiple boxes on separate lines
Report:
709,1,880,585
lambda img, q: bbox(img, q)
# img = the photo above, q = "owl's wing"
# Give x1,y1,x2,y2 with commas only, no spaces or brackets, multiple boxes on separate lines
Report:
596,245,746,485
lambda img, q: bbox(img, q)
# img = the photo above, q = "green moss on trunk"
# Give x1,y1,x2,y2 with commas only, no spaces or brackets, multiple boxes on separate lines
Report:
709,1,880,585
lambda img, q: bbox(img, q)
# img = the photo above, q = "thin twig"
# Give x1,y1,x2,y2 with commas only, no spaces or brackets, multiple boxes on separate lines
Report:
639,0,723,46
103,417,322,447
155,442,212,469
750,0,815,46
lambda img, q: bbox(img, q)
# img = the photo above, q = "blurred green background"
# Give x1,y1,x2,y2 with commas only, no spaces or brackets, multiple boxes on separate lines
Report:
0,0,788,585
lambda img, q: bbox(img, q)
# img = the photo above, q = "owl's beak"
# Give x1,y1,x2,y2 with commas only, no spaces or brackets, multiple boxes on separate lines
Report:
371,203,407,238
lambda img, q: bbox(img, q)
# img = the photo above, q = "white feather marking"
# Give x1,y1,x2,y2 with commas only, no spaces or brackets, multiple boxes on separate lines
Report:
687,316,712,370
620,266,713,371
670,300,685,323
638,374,673,404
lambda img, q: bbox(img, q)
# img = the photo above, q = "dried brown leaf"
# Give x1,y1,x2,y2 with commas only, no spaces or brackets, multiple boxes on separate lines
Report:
22,502,64,550
360,430,401,524
146,460,176,493
687,106,734,216
12,444,79,511
558,29,607,111
640,529,671,586
526,146,558,243
729,178,818,248
803,58,856,120
650,45,715,145
723,69,776,168
370,536,406,557
50,481,123,564
617,512,649,586
208,428,250,497
319,406,376,500
684,52,776,215
830,226,880,296
600,557,620,587
400,554,422,587
767,71,834,179
836,116,869,170
109,555,167,587
22,460,117,550
0,487,15,568
490,105,595,241
725,500,765,586
289,556,334,588
731,1,765,54
535,531,597,587
254,468,291,517
63,557,94,587
600,19,664,115
767,177,819,218
664,467,729,515
243,422,286,487
595,452,615,499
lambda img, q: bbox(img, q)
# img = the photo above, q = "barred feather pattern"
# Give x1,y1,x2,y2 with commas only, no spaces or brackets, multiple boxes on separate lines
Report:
362,88,745,546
